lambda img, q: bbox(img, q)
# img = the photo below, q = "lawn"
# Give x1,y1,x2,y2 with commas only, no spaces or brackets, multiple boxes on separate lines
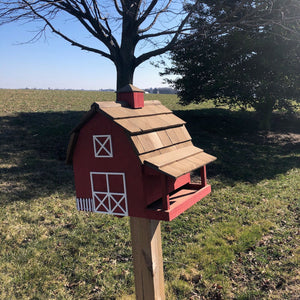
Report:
0,89,299,299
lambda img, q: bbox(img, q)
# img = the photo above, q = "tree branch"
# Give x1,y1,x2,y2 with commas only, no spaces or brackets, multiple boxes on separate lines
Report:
137,0,159,26
135,1,196,66
78,0,119,49
113,0,123,16
139,27,192,40
22,0,113,60
138,0,172,33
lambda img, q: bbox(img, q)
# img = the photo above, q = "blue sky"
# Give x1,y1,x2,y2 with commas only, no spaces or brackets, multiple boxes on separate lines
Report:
0,21,171,90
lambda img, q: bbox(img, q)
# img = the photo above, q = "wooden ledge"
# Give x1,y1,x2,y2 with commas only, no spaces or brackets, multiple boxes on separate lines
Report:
145,184,212,221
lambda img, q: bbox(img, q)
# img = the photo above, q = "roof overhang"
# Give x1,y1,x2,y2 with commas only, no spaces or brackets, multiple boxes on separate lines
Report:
144,146,216,179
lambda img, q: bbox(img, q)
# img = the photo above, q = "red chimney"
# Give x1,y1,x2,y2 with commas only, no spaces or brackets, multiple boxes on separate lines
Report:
116,84,144,109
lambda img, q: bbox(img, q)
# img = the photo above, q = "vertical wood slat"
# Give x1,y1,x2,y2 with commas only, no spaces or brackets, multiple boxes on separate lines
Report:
130,217,165,300
166,126,191,144
131,136,145,153
157,130,173,147
200,165,207,187
161,175,170,211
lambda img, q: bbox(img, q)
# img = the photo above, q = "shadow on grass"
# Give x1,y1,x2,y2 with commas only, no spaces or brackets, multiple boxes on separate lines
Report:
174,108,300,184
0,109,299,204
0,111,85,204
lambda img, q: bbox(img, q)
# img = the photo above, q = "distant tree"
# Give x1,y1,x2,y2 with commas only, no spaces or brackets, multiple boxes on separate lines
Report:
157,87,176,94
0,1,295,90
145,87,176,94
163,0,300,129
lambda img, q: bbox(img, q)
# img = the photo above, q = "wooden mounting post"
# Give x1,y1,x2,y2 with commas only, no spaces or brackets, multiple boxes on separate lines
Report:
130,217,165,300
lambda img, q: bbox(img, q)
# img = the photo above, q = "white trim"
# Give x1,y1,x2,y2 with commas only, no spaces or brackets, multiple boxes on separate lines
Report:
90,172,128,216
93,135,113,158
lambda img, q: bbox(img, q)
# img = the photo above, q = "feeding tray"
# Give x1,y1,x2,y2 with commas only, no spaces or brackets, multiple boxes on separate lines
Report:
145,183,211,221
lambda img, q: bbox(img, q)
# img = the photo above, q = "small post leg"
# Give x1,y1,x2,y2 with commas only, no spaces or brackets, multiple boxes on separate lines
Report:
161,175,170,210
130,217,165,300
200,166,207,187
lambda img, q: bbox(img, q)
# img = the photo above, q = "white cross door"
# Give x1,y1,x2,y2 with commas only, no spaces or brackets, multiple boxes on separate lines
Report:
90,172,128,216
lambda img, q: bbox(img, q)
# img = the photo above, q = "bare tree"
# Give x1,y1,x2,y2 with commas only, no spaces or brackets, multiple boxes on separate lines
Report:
0,0,195,89
0,1,297,89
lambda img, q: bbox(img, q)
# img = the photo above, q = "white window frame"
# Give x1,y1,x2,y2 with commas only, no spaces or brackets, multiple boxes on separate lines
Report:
93,135,113,158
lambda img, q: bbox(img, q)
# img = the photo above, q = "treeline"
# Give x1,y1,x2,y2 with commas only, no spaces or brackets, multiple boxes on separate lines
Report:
144,87,176,94
99,87,176,94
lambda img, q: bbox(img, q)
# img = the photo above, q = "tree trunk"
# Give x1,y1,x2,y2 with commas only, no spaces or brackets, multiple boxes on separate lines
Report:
115,39,137,90
256,98,276,131
115,15,139,91
116,62,135,91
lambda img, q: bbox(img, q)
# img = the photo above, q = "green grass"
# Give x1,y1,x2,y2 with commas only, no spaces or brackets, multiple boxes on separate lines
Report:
0,89,299,299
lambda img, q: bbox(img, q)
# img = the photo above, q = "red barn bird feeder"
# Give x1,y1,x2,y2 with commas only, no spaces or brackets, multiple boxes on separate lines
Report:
66,84,216,299
66,84,216,221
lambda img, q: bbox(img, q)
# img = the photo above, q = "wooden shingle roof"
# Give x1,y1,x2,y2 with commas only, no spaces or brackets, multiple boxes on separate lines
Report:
67,100,216,178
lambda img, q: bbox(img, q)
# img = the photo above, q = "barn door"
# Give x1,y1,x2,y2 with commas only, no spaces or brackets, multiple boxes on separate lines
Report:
90,172,128,216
